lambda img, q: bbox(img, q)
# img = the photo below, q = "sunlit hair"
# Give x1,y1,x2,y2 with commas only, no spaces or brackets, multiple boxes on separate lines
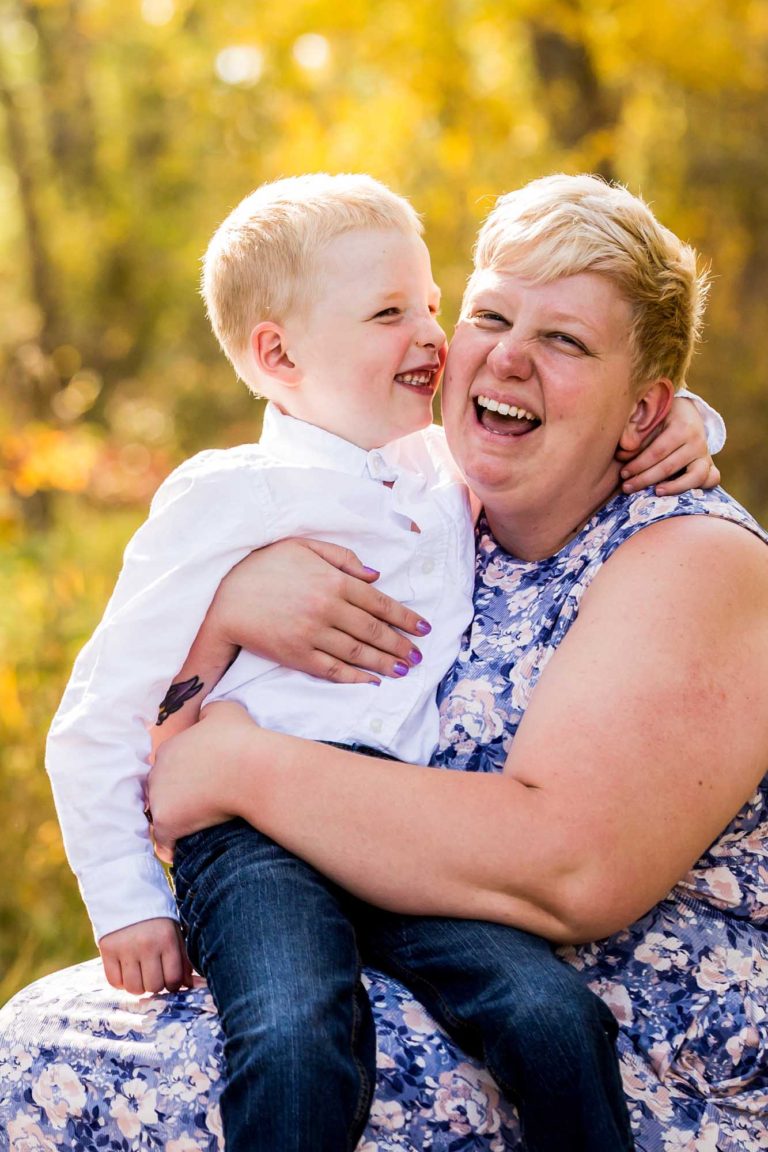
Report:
469,173,709,388
202,173,423,385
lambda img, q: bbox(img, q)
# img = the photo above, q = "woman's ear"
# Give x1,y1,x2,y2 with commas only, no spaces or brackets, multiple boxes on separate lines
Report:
249,322,301,386
619,378,675,454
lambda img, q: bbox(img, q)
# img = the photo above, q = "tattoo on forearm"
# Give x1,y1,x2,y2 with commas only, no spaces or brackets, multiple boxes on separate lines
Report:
156,676,205,726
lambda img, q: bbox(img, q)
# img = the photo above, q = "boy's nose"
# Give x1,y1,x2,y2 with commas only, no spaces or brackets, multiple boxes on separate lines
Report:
417,313,446,349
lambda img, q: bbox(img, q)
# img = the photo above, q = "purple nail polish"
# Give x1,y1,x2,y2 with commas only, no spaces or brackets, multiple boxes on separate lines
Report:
416,620,431,635
393,661,409,677
363,566,380,577
409,649,423,666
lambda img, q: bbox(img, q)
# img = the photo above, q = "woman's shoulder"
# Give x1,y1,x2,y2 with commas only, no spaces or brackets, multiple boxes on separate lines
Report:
588,485,768,567
621,485,765,534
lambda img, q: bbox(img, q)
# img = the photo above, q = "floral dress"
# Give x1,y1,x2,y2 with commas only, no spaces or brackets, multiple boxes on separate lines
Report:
1,487,766,1152
436,486,768,1152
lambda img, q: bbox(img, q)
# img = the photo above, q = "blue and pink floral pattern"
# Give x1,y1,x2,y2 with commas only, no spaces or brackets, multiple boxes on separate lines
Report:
435,487,768,1150
1,486,766,1150
0,961,520,1151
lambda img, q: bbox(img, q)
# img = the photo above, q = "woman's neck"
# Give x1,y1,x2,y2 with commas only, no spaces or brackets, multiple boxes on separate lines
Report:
485,478,623,562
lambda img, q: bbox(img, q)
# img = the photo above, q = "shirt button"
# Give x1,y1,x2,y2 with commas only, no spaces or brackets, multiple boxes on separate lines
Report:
369,717,383,734
421,558,435,574
368,452,384,476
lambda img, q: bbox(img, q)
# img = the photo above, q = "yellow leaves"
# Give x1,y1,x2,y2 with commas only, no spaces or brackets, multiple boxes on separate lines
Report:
0,664,23,733
586,0,764,94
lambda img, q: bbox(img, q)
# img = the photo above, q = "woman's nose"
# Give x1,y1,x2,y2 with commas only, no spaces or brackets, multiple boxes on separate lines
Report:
487,333,533,379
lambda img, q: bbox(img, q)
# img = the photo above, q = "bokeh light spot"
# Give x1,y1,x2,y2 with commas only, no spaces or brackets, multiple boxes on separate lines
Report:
292,33,330,70
215,45,264,87
141,0,175,27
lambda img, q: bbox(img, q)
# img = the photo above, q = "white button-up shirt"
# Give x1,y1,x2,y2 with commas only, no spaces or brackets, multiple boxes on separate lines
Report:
46,405,477,941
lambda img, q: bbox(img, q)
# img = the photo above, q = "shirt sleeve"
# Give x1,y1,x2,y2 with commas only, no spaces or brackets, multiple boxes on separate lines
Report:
677,387,727,455
46,454,271,942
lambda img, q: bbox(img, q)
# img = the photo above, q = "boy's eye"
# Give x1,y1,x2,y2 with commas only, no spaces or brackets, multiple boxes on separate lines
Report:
373,307,401,319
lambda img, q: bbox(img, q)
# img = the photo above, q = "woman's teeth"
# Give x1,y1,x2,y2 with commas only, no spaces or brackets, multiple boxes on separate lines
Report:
476,395,537,421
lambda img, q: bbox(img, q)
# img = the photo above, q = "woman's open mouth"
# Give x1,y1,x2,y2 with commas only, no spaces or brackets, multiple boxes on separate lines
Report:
475,394,541,436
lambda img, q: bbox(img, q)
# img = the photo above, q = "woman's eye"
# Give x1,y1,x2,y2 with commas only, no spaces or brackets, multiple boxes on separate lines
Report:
549,332,588,353
473,310,507,325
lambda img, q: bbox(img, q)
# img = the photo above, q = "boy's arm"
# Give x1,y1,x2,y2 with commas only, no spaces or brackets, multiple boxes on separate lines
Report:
151,604,239,756
46,458,271,950
619,389,724,494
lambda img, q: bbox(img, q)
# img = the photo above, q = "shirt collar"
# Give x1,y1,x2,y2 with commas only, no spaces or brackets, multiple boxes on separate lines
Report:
259,402,401,482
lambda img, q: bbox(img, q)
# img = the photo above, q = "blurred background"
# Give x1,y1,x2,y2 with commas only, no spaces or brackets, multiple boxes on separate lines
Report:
2,0,768,1002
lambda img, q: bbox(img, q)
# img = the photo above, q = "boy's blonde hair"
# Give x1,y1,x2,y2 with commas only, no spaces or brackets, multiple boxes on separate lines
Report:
202,173,423,383
469,173,709,388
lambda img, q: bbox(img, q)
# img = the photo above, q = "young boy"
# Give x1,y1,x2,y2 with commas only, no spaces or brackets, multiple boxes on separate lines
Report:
47,174,723,1152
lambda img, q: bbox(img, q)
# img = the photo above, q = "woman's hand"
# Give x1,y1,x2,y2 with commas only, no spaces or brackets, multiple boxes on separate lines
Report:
149,702,259,861
618,394,720,494
206,538,432,684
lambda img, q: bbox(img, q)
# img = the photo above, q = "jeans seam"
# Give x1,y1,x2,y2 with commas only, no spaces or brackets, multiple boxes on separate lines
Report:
376,950,518,1102
346,963,374,1151
175,833,372,1151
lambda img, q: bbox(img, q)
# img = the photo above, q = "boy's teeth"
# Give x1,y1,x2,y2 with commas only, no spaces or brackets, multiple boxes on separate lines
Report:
398,371,432,385
477,395,537,422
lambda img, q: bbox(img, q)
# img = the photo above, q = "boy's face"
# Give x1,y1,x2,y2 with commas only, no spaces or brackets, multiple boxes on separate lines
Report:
283,228,446,449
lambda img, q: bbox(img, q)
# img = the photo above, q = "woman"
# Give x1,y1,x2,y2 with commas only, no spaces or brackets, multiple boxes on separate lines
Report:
148,174,768,1148
2,174,766,1151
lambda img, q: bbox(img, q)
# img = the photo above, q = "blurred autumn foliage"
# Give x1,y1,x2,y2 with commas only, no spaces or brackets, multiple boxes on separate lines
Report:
2,0,768,1001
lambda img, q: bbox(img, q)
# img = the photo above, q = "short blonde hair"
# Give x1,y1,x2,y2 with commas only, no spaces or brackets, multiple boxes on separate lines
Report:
202,173,423,381
469,173,709,388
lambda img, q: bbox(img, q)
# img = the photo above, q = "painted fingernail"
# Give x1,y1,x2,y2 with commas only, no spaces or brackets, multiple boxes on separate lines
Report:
409,649,423,665
393,661,409,677
416,620,431,635
363,566,380,577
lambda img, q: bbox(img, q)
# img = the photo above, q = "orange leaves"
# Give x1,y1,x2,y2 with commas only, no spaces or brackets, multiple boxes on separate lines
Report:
1,422,99,498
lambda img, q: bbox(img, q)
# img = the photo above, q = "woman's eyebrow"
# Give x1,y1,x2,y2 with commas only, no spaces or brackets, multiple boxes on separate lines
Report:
544,310,601,338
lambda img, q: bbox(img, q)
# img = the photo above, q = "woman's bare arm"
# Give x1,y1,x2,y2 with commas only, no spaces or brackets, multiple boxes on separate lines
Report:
150,517,768,944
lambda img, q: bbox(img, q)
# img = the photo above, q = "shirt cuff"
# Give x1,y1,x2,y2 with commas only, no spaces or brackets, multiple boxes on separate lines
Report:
677,387,727,455
78,851,179,942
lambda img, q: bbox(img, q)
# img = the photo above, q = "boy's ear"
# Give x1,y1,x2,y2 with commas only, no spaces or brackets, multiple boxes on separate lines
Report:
618,378,675,454
249,322,301,386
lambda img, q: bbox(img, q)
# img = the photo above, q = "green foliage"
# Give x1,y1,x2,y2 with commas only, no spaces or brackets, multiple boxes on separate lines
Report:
0,499,143,999
2,0,768,999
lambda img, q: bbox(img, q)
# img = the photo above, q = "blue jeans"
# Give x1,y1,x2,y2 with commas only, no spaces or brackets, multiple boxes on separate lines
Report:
173,819,633,1152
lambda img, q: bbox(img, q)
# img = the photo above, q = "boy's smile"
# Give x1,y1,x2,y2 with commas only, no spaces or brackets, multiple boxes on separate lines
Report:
280,227,446,450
